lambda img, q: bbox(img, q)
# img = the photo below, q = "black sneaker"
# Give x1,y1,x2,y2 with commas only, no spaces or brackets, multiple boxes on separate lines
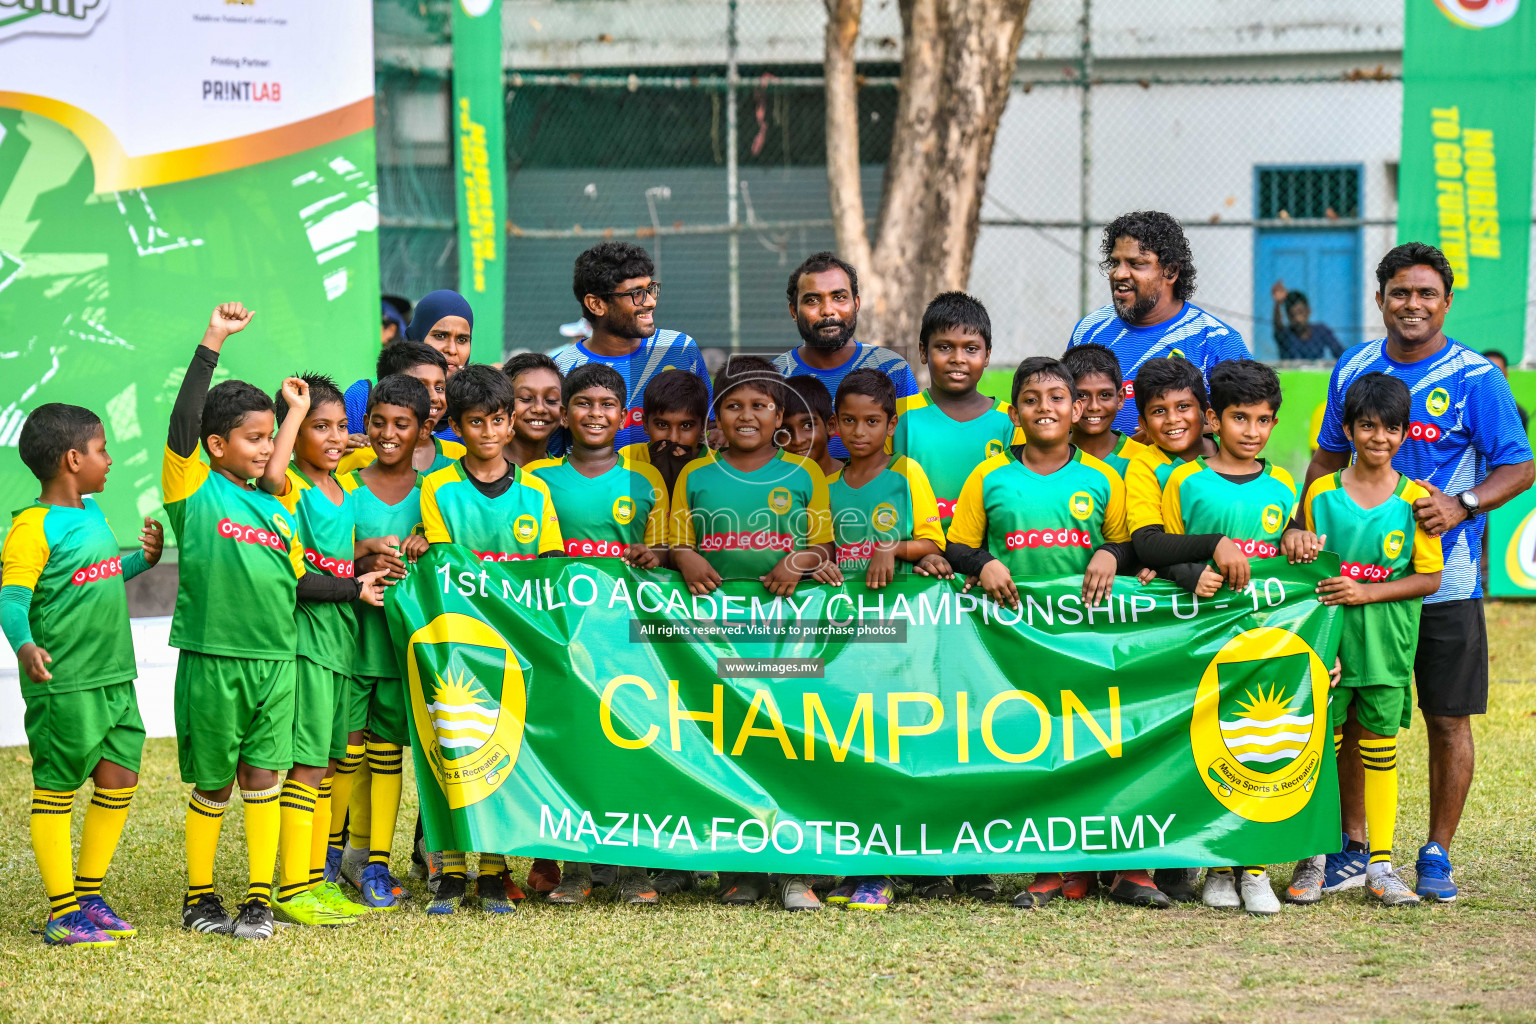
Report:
956,874,999,901
618,867,660,905
427,874,467,915
718,872,771,905
1154,867,1200,904
910,876,958,900
651,869,698,895
590,864,618,888
476,873,515,914
182,893,235,935
231,899,274,940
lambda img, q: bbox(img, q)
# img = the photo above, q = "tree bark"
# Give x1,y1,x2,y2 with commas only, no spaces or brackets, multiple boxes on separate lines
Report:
824,0,1031,361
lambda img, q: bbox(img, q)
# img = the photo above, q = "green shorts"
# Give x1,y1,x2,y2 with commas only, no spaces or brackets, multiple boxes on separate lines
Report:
294,656,351,767
174,651,295,789
1330,682,1412,736
24,681,145,791
346,674,410,746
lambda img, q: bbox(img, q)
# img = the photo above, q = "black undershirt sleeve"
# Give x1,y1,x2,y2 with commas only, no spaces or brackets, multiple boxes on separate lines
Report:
944,541,996,578
1094,541,1140,576
168,345,220,458
1132,525,1223,568
1162,561,1212,593
296,573,361,603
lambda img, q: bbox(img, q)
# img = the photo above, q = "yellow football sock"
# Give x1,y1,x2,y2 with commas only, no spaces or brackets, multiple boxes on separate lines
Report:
479,853,506,877
328,745,365,847
241,785,281,906
309,775,332,889
75,783,136,900
1333,730,1343,757
276,780,318,902
366,740,404,866
1360,735,1399,869
346,757,371,854
185,790,228,903
31,788,78,919
441,850,466,877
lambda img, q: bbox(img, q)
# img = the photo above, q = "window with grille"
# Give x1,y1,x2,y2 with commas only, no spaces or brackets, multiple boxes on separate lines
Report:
1257,167,1361,220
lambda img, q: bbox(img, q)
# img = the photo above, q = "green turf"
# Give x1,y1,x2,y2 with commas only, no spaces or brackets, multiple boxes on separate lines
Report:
3,608,1536,1023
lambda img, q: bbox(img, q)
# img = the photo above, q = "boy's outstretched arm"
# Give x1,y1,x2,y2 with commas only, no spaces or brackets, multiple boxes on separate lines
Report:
258,377,310,495
168,303,254,458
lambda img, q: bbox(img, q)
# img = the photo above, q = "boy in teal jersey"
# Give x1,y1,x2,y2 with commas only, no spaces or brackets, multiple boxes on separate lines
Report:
504,352,564,469
782,374,842,480
421,364,562,914
1283,373,1442,908
670,355,834,912
1155,359,1297,915
163,304,383,941
338,342,462,476
3,404,164,947
1061,342,1149,478
261,373,390,926
527,364,668,908
893,293,1021,528
336,375,434,910
946,358,1165,911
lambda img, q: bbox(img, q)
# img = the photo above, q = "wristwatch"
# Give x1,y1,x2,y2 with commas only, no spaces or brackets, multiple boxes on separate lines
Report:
1456,490,1481,517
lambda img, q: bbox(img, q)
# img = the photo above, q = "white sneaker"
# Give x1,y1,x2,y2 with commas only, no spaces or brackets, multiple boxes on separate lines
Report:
1367,869,1422,907
1239,870,1281,915
1202,869,1239,908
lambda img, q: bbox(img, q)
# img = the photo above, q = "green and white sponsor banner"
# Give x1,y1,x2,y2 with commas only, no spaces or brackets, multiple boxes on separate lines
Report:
1399,0,1536,359
1486,487,1536,596
451,0,506,362
389,548,1344,872
0,1,379,544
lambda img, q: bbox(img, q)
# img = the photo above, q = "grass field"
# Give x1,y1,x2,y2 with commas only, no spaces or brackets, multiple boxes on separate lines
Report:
3,608,1535,1023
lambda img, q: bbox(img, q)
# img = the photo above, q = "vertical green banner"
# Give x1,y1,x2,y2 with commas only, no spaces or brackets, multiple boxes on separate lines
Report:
451,0,507,363
1399,0,1536,358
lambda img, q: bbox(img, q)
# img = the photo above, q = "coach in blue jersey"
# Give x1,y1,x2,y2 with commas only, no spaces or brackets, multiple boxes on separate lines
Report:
551,242,712,455
772,251,919,460
1303,242,1534,902
1068,211,1250,434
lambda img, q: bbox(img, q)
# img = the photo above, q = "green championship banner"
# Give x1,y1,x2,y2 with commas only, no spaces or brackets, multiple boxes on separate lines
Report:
451,0,506,362
388,548,1345,873
1399,0,1536,359
0,2,380,545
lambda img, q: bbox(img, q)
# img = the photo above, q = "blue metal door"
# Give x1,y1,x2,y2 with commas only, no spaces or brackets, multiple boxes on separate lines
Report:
1253,228,1362,360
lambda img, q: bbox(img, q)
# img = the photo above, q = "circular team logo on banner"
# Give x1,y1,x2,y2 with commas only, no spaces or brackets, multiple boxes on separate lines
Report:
1504,507,1536,590
612,495,636,525
1262,504,1284,533
1383,530,1406,560
985,439,1006,459
272,514,292,540
460,0,496,16
1190,627,1330,822
513,514,538,543
405,612,526,810
872,502,900,532
1426,387,1451,416
1069,491,1095,521
768,487,792,514
1436,0,1520,29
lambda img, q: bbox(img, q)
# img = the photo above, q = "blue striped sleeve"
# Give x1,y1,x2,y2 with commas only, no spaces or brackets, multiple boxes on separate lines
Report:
1468,368,1535,467
1316,358,1353,454
343,377,372,435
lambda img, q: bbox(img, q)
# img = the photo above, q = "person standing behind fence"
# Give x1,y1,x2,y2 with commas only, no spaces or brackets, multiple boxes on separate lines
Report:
551,242,712,456
1301,241,1534,903
772,251,920,460
1068,211,1249,434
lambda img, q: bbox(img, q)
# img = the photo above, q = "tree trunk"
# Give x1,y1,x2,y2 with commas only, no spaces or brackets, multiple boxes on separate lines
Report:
824,0,1031,362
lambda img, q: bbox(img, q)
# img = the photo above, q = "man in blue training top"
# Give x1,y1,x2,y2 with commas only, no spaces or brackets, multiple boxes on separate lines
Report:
772,251,920,460
1302,241,1534,903
550,242,712,456
1067,211,1249,434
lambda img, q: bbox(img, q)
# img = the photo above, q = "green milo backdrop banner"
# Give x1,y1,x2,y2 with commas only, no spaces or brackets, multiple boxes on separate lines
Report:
389,548,1344,873
0,2,379,545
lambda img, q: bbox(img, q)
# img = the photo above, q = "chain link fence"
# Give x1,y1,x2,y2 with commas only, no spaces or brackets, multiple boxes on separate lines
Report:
373,0,1529,365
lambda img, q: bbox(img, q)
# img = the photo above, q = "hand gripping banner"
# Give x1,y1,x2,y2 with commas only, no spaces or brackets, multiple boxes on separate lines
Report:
387,548,1344,873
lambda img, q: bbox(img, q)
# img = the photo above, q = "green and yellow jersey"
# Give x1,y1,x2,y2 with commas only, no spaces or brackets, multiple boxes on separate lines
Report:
827,455,945,573
339,468,424,679
947,447,1128,576
1162,457,1298,559
669,449,832,579
891,390,1023,524
337,436,465,476
276,466,357,675
1304,472,1444,688
162,448,304,661
1,499,142,694
526,455,668,558
1096,432,1150,480
1124,444,1186,534
421,461,563,561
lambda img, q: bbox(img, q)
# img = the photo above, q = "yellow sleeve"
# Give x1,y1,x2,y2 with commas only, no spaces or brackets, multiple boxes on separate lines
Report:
1401,483,1445,574
274,465,304,514
524,476,563,555
946,458,996,549
636,462,669,547
669,460,702,548
336,447,376,475
1,508,50,589
1273,465,1300,524
1124,458,1165,534
161,445,209,504
440,440,466,461
1302,476,1331,533
286,526,306,579
800,459,833,545
895,458,945,548
1102,468,1130,543
1000,404,1025,446
421,475,451,544
1160,462,1202,536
